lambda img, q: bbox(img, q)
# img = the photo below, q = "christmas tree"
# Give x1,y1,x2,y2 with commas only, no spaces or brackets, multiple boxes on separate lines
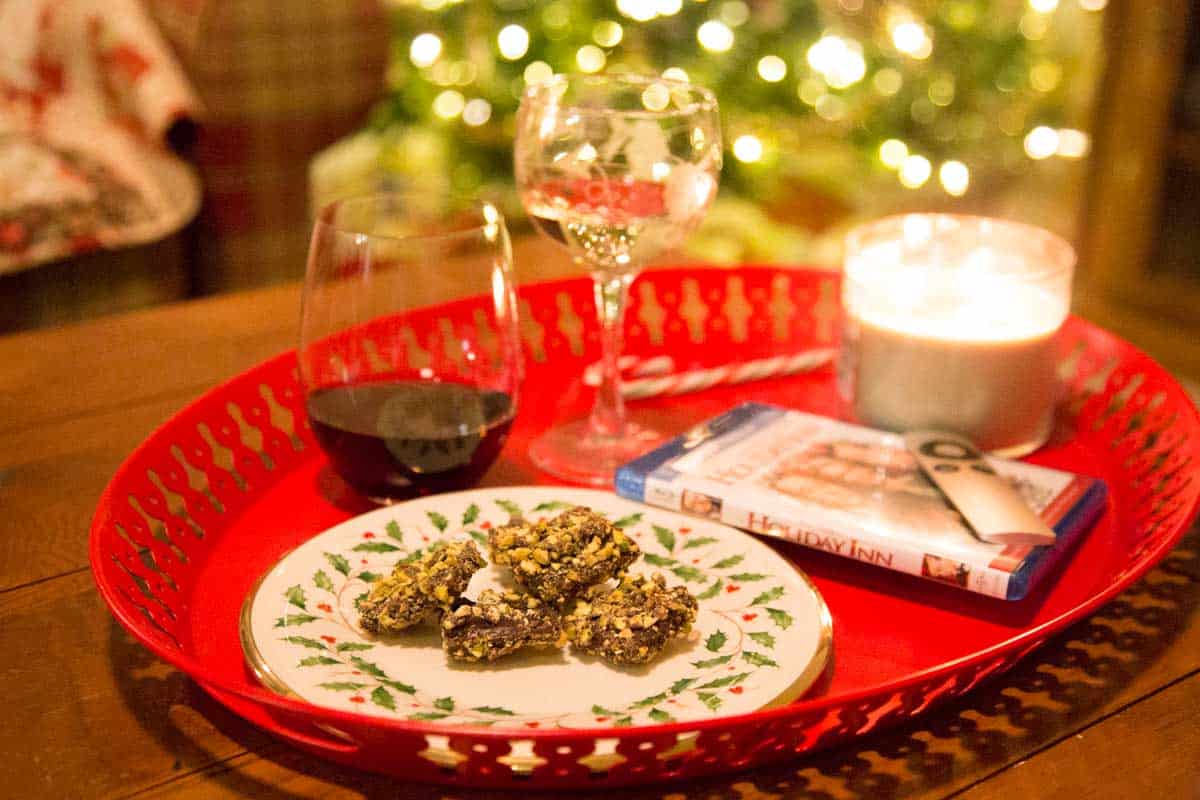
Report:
312,0,1104,263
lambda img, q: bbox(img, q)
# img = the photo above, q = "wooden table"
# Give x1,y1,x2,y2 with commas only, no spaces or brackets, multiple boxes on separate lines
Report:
1,280,1197,800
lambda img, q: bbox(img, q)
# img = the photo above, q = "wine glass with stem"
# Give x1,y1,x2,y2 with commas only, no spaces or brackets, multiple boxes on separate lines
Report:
514,73,722,485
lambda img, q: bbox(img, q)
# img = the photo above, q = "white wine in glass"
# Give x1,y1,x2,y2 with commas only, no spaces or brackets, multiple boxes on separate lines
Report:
515,73,722,485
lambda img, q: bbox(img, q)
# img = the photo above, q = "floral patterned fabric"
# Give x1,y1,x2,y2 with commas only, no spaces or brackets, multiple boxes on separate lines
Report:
0,0,202,275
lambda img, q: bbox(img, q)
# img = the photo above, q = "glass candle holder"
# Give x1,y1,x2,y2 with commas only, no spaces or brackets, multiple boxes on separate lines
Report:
839,214,1075,457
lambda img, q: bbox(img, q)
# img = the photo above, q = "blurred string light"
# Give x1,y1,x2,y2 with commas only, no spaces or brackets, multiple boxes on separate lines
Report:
797,77,824,106
873,67,903,96
806,35,866,88
1030,61,1062,92
593,20,623,47
662,67,689,82
497,24,529,60
1078,0,1107,9
577,44,606,73
409,33,442,68
616,0,657,22
1019,13,1048,39
899,154,931,187
815,94,847,121
733,134,763,162
1056,128,1090,157
1028,0,1059,12
697,21,735,52
462,98,492,126
879,138,908,168
720,1,751,26
891,22,932,59
658,0,683,15
1024,125,1059,158
757,55,787,82
938,160,969,195
524,60,553,84
433,89,465,119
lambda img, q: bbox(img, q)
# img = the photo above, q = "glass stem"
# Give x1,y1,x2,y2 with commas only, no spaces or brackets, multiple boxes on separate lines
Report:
588,270,634,439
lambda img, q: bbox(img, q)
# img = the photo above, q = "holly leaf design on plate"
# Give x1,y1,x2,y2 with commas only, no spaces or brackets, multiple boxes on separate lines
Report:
495,499,522,517
751,586,785,606
653,525,676,553
349,655,387,678
357,571,382,583
434,696,456,712
473,706,516,716
670,677,697,694
318,682,368,691
696,579,722,600
298,656,339,667
591,704,622,716
648,708,675,723
632,692,667,708
692,654,734,672
313,569,334,593
682,536,719,550
612,513,643,529
285,584,307,610
697,692,722,711
467,530,488,546
283,635,327,649
324,552,350,576
371,686,396,711
381,679,416,694
767,608,794,630
532,500,572,512
274,614,318,628
704,631,727,652
671,565,705,583
354,591,368,610
426,511,449,532
728,572,768,582
353,542,400,553
742,651,779,668
462,503,480,525
336,642,375,652
697,673,750,690
711,554,744,569
748,631,776,649
613,716,634,727
643,553,675,567
395,549,424,565
385,520,403,542
409,712,450,721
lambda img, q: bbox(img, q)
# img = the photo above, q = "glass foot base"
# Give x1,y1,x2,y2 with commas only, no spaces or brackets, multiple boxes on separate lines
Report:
529,418,666,487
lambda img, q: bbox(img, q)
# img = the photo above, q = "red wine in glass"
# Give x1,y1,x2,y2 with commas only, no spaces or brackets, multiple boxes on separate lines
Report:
306,380,515,501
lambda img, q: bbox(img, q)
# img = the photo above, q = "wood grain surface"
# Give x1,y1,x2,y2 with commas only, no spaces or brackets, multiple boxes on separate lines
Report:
0,265,1196,800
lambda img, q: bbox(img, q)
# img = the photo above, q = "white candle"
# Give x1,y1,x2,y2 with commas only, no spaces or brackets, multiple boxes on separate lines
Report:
839,215,1075,456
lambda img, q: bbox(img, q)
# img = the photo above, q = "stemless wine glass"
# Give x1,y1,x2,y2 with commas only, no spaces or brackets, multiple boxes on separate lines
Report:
515,73,722,485
299,193,521,503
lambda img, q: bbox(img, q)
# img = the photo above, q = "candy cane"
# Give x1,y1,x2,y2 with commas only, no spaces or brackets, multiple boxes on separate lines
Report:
619,349,836,399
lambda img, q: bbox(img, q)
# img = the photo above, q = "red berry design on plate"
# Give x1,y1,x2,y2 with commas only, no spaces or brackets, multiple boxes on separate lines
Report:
742,613,757,621
349,696,365,703
726,584,740,593
729,686,744,695
679,527,691,534
692,558,701,564
363,532,375,539
318,603,332,613
480,521,492,530
525,721,540,729
320,635,336,643
594,716,608,723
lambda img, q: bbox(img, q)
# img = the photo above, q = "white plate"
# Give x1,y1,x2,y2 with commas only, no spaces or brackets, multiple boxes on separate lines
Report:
242,487,832,729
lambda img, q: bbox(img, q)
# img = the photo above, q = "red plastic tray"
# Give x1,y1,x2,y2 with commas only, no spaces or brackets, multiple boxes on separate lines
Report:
90,267,1200,789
